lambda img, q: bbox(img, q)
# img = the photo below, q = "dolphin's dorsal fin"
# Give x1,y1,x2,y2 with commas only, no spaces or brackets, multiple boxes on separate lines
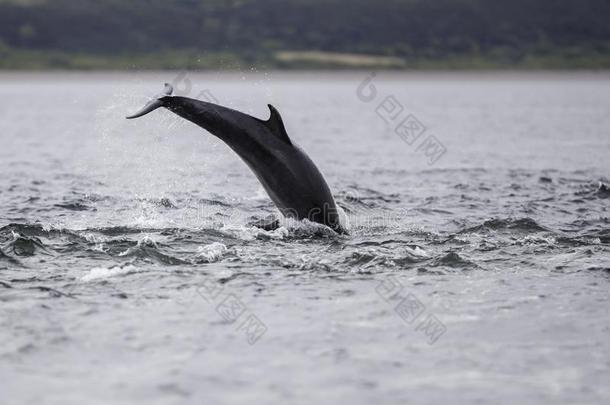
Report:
264,104,292,145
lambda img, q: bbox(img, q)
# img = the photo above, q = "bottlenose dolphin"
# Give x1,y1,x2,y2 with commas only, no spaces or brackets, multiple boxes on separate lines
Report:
126,83,347,234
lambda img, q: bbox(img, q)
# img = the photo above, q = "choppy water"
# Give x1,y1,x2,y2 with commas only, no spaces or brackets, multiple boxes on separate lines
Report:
1,72,609,404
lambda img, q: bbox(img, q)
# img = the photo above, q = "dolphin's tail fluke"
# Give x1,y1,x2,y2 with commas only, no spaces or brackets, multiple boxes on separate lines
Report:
125,83,174,119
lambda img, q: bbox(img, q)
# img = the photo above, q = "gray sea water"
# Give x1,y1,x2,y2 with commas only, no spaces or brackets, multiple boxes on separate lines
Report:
1,71,609,405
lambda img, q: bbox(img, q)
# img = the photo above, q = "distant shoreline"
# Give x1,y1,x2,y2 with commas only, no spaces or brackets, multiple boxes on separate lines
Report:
1,49,609,71
2,71,610,85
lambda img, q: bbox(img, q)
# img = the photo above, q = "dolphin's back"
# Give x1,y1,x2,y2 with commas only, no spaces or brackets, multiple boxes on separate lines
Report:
128,87,346,233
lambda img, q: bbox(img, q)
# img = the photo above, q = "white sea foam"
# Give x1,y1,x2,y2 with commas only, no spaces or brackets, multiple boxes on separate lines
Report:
137,234,158,247
278,217,338,237
81,264,138,282
405,245,430,257
336,204,350,232
195,242,228,263
221,223,290,241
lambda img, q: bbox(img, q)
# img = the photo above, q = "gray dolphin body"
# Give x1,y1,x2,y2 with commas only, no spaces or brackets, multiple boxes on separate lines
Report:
127,84,347,234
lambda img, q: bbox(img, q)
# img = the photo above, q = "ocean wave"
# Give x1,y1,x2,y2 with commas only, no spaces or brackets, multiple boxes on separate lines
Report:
148,197,177,209
335,187,401,210
116,235,186,265
0,228,49,257
54,201,94,211
573,181,610,199
221,217,341,241
280,218,342,239
458,217,549,234
344,245,430,270
595,181,610,198
193,242,228,263
430,252,479,269
81,264,139,282
0,248,22,266
9,235,46,257
514,234,558,246
555,235,602,247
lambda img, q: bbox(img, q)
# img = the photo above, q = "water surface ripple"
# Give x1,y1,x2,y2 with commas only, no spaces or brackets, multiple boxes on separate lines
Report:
0,72,609,405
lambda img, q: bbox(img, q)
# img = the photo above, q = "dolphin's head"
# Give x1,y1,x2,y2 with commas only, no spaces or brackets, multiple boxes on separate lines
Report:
125,83,174,119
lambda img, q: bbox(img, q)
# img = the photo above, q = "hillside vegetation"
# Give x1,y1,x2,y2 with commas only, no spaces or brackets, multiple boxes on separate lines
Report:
0,0,609,69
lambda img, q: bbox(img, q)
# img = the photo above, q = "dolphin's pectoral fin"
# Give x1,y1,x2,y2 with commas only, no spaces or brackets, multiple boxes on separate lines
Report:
263,104,292,145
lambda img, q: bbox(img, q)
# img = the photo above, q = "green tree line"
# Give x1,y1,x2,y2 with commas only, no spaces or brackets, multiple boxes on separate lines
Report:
0,0,609,69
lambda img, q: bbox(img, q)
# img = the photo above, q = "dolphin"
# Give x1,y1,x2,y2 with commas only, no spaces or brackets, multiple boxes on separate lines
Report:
126,83,347,234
